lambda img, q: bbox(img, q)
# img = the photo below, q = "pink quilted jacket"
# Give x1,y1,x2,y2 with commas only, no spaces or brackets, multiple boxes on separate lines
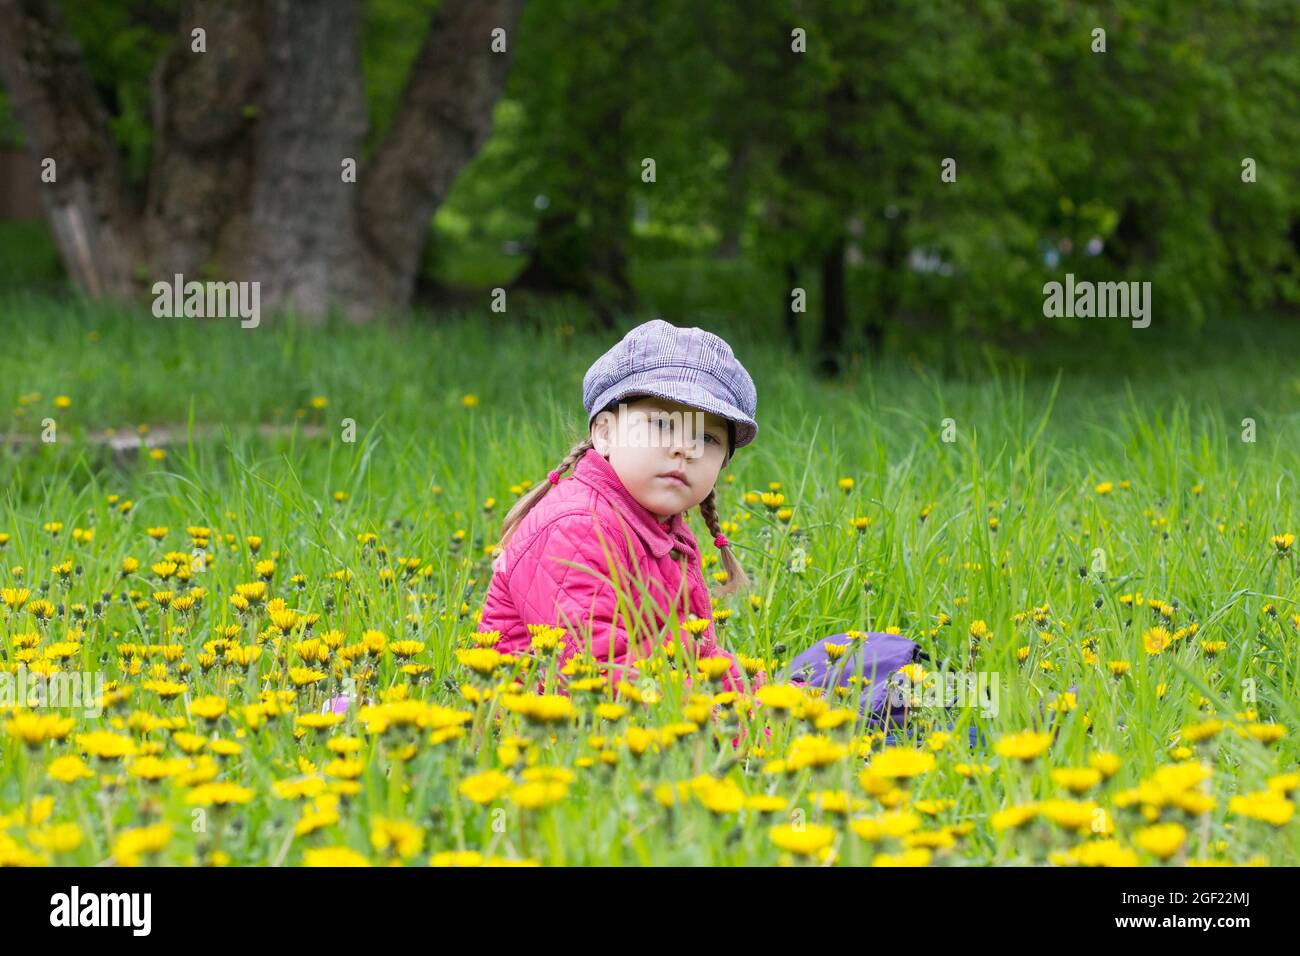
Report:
477,448,759,697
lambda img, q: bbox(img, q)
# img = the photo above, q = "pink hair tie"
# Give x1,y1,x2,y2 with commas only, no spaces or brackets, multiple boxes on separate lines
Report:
547,470,562,486
714,533,729,549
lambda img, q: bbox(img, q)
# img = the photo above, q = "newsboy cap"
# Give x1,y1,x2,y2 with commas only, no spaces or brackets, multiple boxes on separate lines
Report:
582,319,758,451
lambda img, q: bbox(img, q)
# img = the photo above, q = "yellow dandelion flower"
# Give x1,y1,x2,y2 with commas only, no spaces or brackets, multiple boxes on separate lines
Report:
1133,822,1187,860
113,823,173,866
185,782,254,806
1228,791,1294,826
1051,767,1103,793
991,803,1039,831
304,847,370,867
756,684,804,711
189,695,228,721
370,817,424,859
1142,626,1172,655
994,730,1052,761
76,731,138,760
509,779,569,810
872,848,932,867
5,711,76,747
864,747,935,779
769,823,835,856
47,755,95,783
459,770,512,805
1058,839,1138,867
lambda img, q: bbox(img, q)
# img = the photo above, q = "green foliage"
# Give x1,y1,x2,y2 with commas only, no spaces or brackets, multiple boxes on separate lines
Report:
361,0,445,156
0,91,22,147
0,223,64,293
705,0,1300,340
428,99,538,286
60,0,178,184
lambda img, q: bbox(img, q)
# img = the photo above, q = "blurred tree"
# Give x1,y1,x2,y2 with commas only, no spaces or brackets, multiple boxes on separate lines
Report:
506,0,654,326
2,0,1296,343
727,0,1299,368
0,0,524,320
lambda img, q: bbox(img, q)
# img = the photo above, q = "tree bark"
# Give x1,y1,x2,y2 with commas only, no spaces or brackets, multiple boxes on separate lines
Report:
816,235,847,378
511,209,586,295
357,0,524,309
872,205,906,357
0,0,141,297
783,261,800,349
1106,198,1155,271
144,0,266,281
714,142,749,259
583,93,634,328
245,0,371,319
0,0,525,321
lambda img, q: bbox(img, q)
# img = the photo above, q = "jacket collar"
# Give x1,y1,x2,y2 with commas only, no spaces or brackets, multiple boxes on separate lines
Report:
571,448,695,559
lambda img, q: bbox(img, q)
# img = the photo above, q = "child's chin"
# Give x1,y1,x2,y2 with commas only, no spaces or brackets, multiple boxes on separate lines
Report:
643,500,678,520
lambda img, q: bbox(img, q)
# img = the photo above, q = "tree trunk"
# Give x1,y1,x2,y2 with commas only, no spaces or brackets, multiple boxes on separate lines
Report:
357,0,524,309
872,205,907,357
0,0,524,321
816,235,847,378
714,142,748,259
1106,198,1155,271
585,107,634,329
245,0,371,319
143,0,266,282
783,261,800,350
511,209,586,295
0,0,141,297
509,3,633,326
814,78,860,376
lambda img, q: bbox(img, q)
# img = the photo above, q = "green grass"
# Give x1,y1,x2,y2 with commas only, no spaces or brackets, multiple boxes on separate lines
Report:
0,223,63,296
0,288,1297,866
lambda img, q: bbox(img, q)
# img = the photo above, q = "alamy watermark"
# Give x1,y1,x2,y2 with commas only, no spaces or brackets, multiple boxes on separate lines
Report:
1042,273,1150,328
50,886,151,936
0,664,105,717
606,404,716,459
888,668,1000,718
152,274,260,328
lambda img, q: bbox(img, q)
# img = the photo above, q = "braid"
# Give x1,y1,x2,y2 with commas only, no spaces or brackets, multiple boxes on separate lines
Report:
698,488,749,595
493,437,594,571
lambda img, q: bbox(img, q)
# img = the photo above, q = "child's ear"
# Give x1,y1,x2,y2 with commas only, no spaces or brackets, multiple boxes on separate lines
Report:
590,411,615,456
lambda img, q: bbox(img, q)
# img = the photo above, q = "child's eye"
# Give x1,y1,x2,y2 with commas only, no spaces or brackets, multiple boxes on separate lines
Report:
704,433,720,445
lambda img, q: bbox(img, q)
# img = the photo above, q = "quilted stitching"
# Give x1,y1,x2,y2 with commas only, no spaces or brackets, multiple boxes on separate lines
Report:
478,450,751,694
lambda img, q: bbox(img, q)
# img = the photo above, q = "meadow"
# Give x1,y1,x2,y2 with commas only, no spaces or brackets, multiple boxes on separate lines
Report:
1,289,1297,866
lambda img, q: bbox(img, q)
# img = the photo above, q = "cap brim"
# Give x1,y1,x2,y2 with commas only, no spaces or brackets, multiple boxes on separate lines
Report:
588,375,758,450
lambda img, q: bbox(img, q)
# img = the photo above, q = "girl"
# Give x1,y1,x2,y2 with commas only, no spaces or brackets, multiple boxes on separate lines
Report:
477,319,766,697
475,318,941,742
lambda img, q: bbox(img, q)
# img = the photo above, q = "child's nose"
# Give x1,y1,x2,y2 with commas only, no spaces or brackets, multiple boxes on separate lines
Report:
669,428,701,457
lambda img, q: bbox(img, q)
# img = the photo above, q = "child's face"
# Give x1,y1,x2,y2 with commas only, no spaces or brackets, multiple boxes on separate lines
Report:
590,397,731,523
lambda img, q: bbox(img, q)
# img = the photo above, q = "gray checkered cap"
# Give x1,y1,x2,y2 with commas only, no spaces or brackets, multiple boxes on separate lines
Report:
582,319,758,451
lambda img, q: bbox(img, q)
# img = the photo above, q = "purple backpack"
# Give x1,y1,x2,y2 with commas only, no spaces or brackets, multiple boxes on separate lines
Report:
784,631,920,730
784,632,1073,751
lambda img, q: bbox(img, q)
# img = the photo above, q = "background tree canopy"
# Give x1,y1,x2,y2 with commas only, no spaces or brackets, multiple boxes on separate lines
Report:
0,0,1296,372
